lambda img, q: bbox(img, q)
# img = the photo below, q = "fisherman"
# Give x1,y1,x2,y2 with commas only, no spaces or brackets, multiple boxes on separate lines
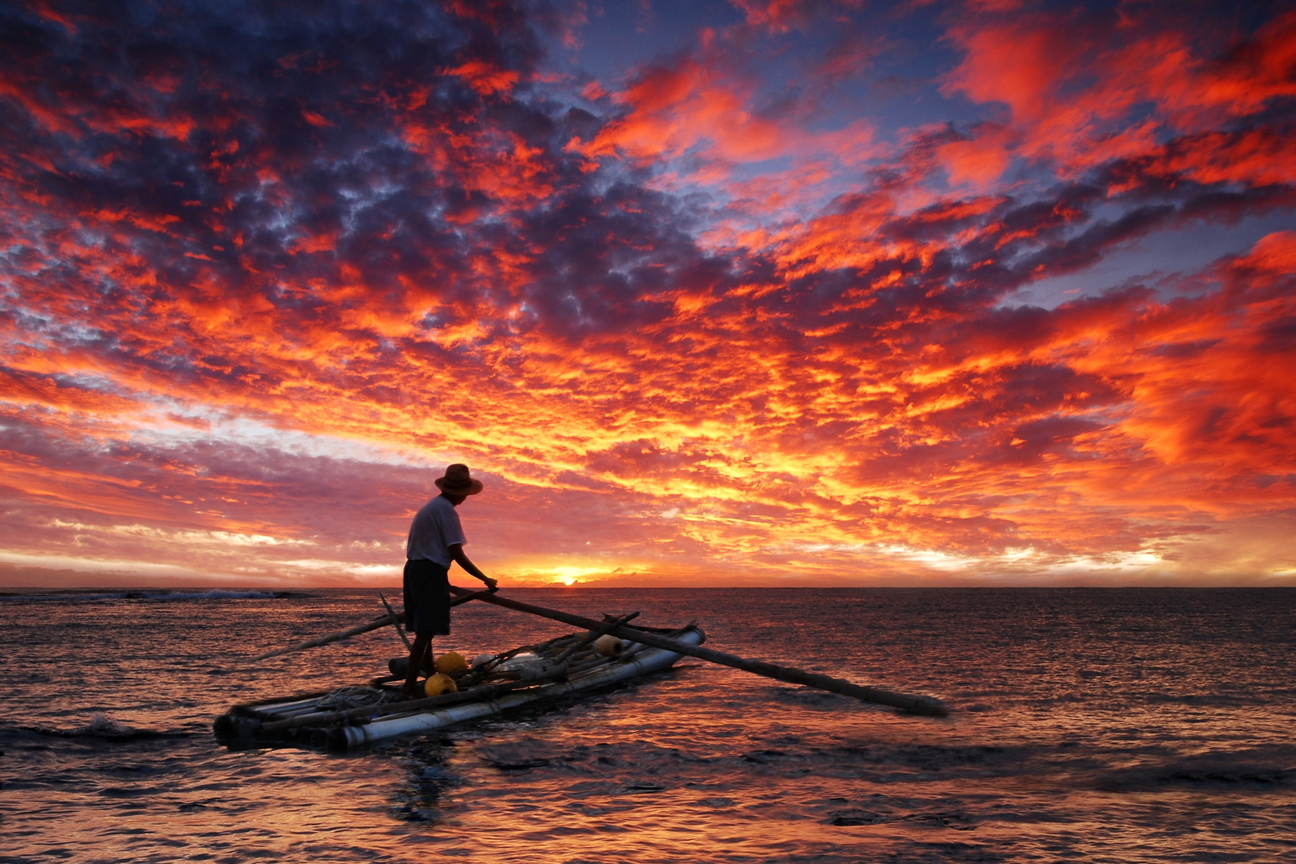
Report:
402,463,497,697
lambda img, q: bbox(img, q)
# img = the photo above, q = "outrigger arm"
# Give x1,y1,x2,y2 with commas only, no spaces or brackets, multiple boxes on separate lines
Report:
446,585,949,717
244,589,491,663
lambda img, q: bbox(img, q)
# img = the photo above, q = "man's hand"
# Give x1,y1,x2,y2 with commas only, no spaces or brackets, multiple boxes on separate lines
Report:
451,545,496,590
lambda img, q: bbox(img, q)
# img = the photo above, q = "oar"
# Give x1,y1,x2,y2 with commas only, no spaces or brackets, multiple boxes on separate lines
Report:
446,585,948,717
245,588,493,663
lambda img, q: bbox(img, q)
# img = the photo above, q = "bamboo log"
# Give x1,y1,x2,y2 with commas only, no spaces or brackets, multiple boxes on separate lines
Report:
258,680,530,733
447,586,948,717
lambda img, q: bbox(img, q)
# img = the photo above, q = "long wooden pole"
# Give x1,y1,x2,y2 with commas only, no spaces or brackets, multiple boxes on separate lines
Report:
448,586,948,717
248,614,398,662
246,589,490,663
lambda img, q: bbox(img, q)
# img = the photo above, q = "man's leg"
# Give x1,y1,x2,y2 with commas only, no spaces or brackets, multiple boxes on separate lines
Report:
403,633,431,696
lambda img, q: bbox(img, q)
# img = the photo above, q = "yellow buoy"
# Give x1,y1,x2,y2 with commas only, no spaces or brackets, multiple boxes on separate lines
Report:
434,651,467,675
423,672,458,697
594,634,624,657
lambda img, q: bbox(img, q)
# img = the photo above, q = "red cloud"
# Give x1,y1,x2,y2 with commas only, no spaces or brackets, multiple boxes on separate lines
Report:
446,60,521,96
730,0,868,34
570,57,792,166
941,7,1296,187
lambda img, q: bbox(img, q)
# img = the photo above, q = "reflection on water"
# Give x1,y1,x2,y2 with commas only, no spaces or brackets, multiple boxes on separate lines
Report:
1,588,1293,862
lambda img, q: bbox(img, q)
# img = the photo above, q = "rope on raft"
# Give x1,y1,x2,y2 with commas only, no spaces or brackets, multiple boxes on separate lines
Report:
315,685,402,712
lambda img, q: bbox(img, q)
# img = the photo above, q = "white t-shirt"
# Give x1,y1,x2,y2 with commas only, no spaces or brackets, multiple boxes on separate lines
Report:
406,495,467,567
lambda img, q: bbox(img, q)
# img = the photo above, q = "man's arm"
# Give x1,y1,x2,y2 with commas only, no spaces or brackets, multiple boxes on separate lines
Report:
448,543,497,589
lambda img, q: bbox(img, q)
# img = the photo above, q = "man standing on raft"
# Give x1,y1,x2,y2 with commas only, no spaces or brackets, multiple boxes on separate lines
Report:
402,463,497,697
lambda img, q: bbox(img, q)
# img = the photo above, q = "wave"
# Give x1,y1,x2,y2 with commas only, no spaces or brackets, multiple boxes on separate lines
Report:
22,712,190,741
1091,750,1296,791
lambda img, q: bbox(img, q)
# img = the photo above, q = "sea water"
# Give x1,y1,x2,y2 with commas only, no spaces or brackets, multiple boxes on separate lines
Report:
0,588,1292,863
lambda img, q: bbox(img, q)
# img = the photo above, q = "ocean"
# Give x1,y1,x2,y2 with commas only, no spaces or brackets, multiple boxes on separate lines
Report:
1,588,1292,863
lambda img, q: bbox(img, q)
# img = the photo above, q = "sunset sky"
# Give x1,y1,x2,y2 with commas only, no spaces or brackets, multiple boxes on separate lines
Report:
2,0,1294,588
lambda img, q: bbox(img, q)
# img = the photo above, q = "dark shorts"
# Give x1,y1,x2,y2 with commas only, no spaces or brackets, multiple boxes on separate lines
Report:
403,559,451,636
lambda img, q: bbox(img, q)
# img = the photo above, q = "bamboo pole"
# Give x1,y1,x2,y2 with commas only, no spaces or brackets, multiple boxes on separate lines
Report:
447,586,949,717
555,611,640,662
245,588,491,663
379,592,412,651
248,613,400,662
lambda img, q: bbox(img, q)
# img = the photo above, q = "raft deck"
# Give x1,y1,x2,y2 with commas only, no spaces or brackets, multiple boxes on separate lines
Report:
215,624,705,752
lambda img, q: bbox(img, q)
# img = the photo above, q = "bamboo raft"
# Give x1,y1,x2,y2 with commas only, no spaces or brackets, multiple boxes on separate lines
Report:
215,588,948,753
216,622,704,752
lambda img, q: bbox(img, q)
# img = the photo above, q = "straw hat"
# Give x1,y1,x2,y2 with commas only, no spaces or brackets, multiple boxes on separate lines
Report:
435,463,484,495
